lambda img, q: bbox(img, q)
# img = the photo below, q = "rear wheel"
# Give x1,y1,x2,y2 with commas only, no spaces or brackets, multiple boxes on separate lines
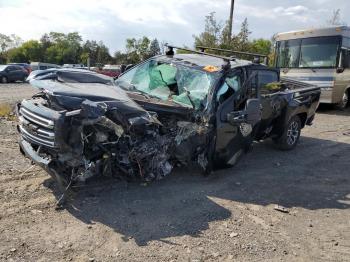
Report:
336,91,349,110
1,76,7,84
273,115,301,150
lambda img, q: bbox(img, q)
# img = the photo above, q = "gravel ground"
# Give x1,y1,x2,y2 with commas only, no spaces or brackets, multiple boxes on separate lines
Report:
0,83,349,261
0,82,37,105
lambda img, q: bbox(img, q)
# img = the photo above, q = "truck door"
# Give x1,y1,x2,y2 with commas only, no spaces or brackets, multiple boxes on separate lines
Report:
251,69,281,134
214,69,261,166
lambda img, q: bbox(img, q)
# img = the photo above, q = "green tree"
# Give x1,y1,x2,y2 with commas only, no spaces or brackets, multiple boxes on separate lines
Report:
0,34,11,53
96,41,112,64
41,32,84,64
194,12,222,48
80,40,111,66
114,51,128,64
148,38,161,58
0,34,22,63
40,33,52,50
250,39,271,55
21,40,43,62
6,47,26,63
125,36,151,63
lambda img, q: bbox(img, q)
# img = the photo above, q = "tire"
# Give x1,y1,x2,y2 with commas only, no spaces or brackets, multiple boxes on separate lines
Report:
1,76,7,84
273,115,301,150
335,91,349,110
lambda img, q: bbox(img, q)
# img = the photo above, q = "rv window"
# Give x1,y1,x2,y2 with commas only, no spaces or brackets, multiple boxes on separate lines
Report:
342,37,350,48
276,39,301,68
299,37,339,68
277,36,340,68
341,49,350,68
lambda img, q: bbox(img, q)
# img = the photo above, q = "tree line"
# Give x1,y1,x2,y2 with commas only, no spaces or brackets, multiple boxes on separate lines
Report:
0,32,162,66
0,12,274,66
192,12,273,63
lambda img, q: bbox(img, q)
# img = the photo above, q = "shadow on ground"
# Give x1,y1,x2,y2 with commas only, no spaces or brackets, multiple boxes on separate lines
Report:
44,134,350,246
317,103,350,116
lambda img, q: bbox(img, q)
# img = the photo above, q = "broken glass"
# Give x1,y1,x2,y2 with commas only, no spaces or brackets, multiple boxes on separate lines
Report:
116,59,218,109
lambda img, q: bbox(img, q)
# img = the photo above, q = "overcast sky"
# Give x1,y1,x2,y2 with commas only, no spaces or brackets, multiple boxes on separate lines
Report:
0,0,349,53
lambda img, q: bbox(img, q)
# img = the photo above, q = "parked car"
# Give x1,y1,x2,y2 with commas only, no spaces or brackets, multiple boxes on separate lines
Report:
17,47,320,189
30,62,61,71
0,65,28,83
8,63,31,74
62,64,85,68
98,64,121,77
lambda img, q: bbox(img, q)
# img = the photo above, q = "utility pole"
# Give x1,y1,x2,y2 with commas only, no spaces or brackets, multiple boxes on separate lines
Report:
228,0,235,39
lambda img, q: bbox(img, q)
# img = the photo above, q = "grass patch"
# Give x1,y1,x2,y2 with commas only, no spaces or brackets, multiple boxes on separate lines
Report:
0,103,12,117
0,103,16,120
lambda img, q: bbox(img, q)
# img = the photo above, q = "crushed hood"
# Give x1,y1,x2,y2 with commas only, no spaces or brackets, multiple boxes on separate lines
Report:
28,68,161,126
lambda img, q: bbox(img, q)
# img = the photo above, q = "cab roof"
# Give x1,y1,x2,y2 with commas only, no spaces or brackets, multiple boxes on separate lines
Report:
156,53,254,72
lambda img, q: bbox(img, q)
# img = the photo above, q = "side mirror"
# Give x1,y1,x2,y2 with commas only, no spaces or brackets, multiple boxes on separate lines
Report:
227,98,261,126
245,98,261,125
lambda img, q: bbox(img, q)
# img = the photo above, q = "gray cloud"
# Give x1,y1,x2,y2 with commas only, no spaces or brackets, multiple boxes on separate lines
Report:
0,0,349,53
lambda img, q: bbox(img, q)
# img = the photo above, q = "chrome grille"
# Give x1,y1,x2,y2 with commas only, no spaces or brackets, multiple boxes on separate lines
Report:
19,106,56,148
20,107,54,129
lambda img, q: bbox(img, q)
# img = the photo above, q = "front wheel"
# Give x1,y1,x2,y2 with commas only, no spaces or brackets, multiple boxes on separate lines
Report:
273,115,301,150
1,76,8,84
336,91,349,110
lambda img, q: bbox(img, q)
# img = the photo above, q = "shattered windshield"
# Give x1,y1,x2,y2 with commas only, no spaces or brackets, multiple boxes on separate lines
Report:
115,59,218,109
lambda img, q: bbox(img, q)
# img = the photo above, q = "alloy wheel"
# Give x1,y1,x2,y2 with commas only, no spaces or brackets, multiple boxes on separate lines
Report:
286,121,299,146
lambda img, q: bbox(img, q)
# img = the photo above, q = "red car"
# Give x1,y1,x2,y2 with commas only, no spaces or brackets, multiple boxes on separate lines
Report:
97,65,121,78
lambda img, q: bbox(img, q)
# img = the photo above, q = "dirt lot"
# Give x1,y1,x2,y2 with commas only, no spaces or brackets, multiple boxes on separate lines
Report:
0,83,349,261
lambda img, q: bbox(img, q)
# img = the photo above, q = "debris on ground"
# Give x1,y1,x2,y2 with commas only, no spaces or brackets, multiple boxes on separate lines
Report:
274,205,289,213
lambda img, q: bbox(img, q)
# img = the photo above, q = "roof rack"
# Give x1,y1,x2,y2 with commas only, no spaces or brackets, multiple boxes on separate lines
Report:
196,46,269,65
164,44,235,69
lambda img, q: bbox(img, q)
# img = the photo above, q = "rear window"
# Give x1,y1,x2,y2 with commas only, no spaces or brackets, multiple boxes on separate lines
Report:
258,70,280,94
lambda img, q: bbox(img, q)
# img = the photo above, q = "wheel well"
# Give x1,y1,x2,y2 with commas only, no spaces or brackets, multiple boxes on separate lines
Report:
346,87,350,96
296,113,307,128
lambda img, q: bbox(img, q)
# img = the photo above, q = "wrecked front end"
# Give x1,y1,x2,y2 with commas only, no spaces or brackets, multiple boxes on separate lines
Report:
17,70,213,187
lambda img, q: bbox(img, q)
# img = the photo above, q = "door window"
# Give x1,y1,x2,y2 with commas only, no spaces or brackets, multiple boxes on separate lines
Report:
216,71,243,104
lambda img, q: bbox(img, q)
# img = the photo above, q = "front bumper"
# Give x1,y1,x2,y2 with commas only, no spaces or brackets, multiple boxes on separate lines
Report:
19,138,50,168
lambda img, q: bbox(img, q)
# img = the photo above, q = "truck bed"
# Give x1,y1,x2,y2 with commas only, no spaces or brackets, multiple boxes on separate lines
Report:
281,77,320,94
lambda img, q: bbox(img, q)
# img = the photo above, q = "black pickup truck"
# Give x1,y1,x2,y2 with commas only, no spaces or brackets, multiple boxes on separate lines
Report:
17,47,321,187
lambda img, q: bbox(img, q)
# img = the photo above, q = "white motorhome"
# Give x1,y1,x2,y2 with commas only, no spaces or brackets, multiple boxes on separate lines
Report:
30,62,61,71
274,26,350,108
